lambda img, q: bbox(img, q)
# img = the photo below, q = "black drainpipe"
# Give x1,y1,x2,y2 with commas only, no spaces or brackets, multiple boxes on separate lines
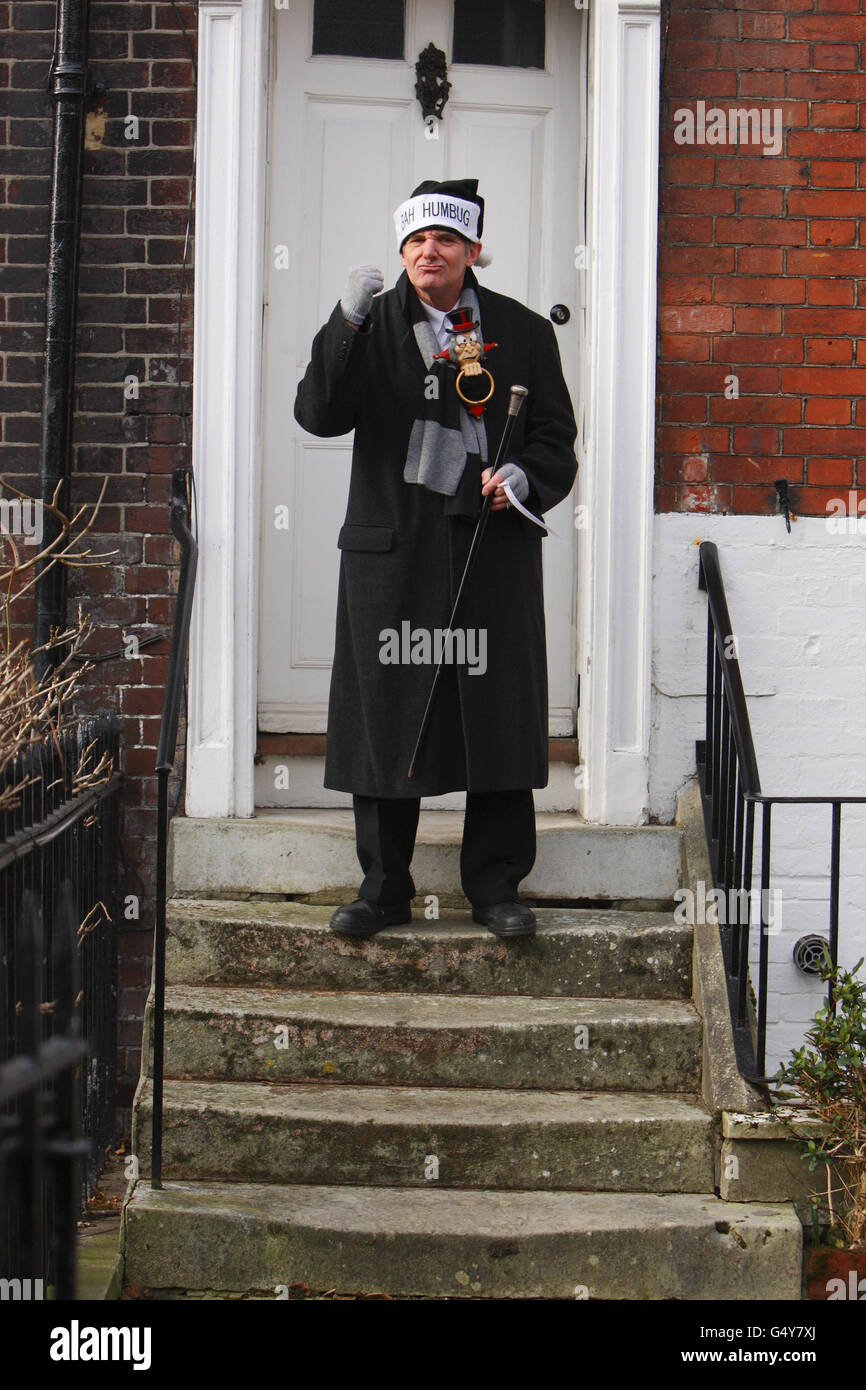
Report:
34,0,90,683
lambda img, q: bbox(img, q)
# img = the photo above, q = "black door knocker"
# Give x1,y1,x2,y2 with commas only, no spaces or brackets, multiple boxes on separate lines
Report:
415,43,451,136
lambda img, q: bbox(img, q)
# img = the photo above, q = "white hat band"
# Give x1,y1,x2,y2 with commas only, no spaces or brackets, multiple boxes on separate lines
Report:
394,194,481,248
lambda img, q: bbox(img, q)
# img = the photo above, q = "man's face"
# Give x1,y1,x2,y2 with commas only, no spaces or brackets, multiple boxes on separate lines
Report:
400,229,482,309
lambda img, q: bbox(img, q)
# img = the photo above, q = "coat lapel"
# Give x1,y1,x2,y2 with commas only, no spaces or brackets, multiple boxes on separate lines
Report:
393,271,429,382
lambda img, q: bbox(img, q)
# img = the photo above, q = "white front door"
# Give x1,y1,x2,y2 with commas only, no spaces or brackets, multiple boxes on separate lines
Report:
258,0,586,744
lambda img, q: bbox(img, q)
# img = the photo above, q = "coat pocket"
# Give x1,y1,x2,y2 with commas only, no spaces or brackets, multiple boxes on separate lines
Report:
337,524,395,552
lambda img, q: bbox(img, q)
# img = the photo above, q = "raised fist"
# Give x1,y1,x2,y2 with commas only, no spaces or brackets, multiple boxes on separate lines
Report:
340,265,385,326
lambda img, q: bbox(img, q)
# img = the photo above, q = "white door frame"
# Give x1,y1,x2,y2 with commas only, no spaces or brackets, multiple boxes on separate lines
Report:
578,0,661,823
185,0,660,825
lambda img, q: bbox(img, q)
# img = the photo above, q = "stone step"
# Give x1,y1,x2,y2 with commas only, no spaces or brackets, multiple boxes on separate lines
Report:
165,901,692,999
168,811,683,903
122,1180,802,1299
152,986,702,1092
132,1078,715,1192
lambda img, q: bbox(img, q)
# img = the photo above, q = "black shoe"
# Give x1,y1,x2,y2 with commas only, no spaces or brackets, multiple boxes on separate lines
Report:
329,898,412,939
471,900,536,938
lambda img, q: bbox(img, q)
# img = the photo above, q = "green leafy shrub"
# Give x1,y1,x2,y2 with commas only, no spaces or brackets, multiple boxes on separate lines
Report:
774,952,866,1250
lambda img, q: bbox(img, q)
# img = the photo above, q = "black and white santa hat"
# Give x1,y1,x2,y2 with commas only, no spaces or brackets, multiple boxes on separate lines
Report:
393,178,492,267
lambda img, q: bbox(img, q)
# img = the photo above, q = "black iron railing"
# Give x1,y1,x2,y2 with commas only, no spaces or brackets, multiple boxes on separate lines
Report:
696,541,866,1084
151,467,198,1188
0,885,90,1300
0,713,122,1194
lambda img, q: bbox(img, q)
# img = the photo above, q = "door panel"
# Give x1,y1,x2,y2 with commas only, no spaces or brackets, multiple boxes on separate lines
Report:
447,110,545,308
304,100,412,337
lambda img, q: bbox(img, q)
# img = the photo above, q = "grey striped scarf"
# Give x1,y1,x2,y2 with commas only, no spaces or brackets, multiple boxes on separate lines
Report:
403,285,489,499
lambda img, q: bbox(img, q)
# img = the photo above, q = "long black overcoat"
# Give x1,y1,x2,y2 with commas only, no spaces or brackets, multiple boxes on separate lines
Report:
293,266,578,798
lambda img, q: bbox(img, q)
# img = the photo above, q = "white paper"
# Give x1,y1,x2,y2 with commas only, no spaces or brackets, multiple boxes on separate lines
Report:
503,481,569,544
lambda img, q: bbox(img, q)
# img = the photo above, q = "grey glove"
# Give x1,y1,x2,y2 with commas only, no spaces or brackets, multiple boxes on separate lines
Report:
340,265,385,326
495,461,530,505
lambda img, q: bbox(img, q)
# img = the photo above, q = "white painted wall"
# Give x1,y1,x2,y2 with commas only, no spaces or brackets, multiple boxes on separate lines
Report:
652,512,866,1071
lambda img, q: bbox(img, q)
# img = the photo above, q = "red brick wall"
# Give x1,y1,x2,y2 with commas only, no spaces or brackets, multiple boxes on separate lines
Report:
1,0,197,1116
657,0,866,516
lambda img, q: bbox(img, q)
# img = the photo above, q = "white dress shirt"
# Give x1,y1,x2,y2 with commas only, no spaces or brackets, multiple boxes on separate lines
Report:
421,298,463,353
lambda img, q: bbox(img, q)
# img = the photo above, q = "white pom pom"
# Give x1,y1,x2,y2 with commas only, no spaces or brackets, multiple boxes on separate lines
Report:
475,249,493,268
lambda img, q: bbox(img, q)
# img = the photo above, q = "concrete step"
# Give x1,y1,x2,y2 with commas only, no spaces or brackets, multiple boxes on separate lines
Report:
152,985,702,1092
122,1180,802,1299
168,811,683,903
165,901,692,999
132,1078,715,1192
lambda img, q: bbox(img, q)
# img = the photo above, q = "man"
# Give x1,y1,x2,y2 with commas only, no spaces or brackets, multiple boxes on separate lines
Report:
294,178,577,940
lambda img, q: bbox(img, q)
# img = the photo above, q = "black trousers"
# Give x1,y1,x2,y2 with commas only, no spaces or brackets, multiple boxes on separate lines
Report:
353,789,536,909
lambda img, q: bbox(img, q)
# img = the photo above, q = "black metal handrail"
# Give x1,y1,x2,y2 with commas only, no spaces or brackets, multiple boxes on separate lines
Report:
0,770,122,873
151,467,197,1188
0,885,89,1301
696,541,866,1084
1,714,122,1195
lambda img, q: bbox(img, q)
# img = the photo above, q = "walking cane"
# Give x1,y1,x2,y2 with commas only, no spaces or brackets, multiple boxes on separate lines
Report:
407,383,529,779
